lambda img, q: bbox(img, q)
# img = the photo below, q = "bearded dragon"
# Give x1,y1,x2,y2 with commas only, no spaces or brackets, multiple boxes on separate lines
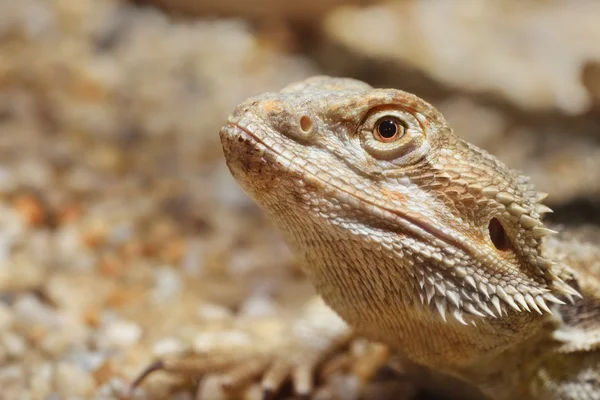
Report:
129,77,600,400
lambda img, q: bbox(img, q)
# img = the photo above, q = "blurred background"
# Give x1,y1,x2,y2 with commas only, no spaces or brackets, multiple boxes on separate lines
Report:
0,0,599,398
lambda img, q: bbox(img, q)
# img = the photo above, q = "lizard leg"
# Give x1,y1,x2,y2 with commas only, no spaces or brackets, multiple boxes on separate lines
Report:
124,296,389,399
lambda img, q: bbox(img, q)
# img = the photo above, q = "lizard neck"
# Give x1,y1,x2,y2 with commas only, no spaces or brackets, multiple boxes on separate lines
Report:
279,211,549,370
310,241,554,399
312,258,547,370
452,326,557,400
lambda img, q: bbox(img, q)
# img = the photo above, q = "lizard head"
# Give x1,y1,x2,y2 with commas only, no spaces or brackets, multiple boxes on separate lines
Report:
220,76,578,364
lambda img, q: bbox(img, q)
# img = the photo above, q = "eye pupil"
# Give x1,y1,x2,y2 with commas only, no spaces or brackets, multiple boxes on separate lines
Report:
377,119,398,139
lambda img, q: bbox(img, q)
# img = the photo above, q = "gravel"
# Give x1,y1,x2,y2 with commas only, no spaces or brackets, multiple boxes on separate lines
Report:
1,0,598,398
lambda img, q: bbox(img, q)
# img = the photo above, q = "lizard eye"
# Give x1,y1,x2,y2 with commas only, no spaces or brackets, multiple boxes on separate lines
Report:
488,218,510,251
374,117,405,142
358,109,426,162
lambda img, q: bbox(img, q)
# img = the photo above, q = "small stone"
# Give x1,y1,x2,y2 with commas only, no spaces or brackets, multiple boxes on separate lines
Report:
239,295,278,318
0,255,46,291
151,266,182,303
72,351,107,373
196,374,227,400
54,362,96,396
0,345,7,364
81,219,109,249
193,330,250,353
0,332,26,360
40,331,74,358
192,332,217,353
92,359,117,386
29,363,53,399
227,249,262,276
0,303,14,330
196,303,232,321
99,320,142,349
181,238,205,276
0,365,24,392
12,194,45,226
13,294,63,330
16,160,51,189
163,238,186,264
97,377,128,397
107,223,134,246
152,337,185,358
0,167,16,193
0,235,12,268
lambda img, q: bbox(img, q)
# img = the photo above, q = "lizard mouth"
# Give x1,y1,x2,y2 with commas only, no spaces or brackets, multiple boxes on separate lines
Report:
221,123,264,147
220,122,473,257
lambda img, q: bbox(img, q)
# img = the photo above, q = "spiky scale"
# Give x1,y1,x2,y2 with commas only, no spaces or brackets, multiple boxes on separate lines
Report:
453,309,468,325
536,204,553,214
514,293,530,312
536,192,549,202
565,285,582,299
552,281,582,300
504,285,518,296
525,294,542,315
535,296,553,314
478,282,489,299
455,267,467,278
434,281,446,296
496,192,516,205
435,297,447,322
446,291,461,308
425,282,436,304
564,293,575,305
425,274,436,285
491,296,503,316
532,227,558,239
536,256,554,270
529,287,546,296
543,293,566,305
435,172,452,182
481,186,499,198
461,288,474,302
479,302,497,318
497,286,521,312
507,203,527,217
465,303,486,318
468,183,483,192
465,275,477,291
443,258,455,268
519,214,540,229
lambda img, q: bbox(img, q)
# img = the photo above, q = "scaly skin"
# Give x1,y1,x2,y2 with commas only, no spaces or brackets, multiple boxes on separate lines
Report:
219,76,600,399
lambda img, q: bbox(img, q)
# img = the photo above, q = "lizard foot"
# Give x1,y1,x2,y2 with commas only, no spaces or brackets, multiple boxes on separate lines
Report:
124,297,389,399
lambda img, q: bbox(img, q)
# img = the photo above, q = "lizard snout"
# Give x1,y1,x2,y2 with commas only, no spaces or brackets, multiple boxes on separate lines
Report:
265,102,317,143
228,96,317,143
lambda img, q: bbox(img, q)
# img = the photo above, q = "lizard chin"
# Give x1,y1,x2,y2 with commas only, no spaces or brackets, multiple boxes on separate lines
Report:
219,122,305,199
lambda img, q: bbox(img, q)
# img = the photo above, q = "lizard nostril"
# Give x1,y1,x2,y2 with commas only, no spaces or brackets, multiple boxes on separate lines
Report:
488,218,510,251
299,115,313,133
